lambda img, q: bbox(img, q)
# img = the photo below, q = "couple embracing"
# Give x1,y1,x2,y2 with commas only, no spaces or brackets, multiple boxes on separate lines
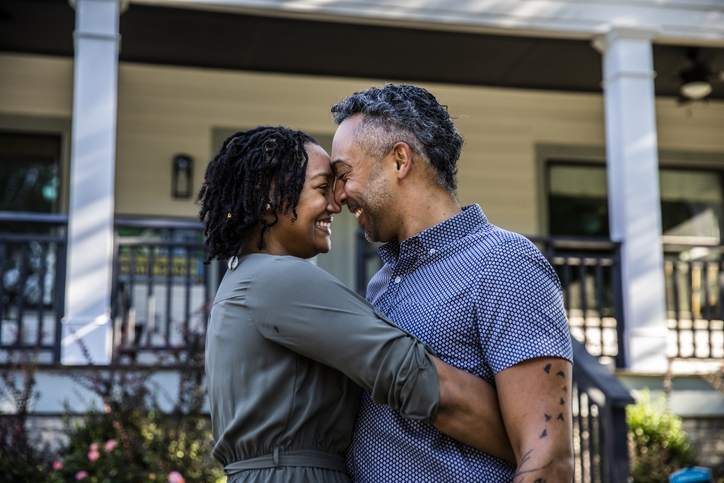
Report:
201,84,574,483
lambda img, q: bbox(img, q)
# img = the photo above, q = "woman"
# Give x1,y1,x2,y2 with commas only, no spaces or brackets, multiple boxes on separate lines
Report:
200,127,511,482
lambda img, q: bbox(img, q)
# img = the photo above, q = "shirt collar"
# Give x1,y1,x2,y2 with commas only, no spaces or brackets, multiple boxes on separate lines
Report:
378,204,489,264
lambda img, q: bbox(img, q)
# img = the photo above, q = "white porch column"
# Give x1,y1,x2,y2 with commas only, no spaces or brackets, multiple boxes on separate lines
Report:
62,0,121,365
598,27,668,372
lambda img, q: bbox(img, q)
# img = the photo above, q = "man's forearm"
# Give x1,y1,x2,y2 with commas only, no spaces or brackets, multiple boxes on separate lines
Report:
430,357,516,464
511,443,573,482
497,358,575,483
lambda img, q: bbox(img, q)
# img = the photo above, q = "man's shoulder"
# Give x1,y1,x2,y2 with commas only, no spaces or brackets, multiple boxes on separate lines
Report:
458,223,540,266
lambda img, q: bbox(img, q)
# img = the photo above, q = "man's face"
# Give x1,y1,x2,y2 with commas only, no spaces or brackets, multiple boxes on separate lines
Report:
331,116,394,243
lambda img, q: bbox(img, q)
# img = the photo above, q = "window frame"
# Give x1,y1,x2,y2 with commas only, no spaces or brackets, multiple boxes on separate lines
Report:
536,143,724,243
0,114,71,214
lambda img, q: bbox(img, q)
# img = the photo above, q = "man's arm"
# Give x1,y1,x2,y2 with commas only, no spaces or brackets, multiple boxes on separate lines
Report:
431,357,516,464
496,357,574,482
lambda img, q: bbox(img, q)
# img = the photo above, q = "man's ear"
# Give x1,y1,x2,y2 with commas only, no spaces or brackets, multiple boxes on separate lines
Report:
391,142,414,180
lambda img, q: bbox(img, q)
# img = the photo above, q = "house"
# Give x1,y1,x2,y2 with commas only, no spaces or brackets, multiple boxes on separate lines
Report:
1,0,723,479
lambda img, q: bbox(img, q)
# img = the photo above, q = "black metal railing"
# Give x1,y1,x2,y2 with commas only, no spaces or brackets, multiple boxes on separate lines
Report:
111,216,218,364
529,237,625,368
0,211,67,363
663,242,724,359
571,338,634,483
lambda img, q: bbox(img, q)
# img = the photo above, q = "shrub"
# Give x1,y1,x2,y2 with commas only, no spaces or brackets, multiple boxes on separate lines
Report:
627,390,697,483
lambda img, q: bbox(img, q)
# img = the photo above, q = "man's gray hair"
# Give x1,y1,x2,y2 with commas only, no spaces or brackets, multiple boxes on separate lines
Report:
331,84,463,192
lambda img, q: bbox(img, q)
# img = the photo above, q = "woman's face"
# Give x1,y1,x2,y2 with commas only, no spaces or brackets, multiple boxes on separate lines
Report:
267,143,341,259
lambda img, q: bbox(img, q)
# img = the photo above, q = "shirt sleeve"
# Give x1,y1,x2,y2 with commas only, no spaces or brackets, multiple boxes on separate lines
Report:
475,236,573,375
246,256,439,421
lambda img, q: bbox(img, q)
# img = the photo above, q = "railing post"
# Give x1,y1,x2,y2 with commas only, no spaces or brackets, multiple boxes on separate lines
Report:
53,236,67,364
599,401,632,483
612,242,627,369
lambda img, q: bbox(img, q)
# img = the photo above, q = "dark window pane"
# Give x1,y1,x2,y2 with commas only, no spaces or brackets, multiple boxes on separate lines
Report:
548,163,609,237
547,162,724,242
0,131,62,214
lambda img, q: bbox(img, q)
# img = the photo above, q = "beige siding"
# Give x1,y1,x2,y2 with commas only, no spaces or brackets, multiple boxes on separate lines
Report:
2,53,724,235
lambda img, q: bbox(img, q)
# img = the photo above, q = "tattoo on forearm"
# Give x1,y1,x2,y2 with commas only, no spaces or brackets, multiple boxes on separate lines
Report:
537,362,570,442
513,452,553,483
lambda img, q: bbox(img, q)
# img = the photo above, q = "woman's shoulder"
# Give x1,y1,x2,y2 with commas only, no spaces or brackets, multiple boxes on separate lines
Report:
239,254,334,286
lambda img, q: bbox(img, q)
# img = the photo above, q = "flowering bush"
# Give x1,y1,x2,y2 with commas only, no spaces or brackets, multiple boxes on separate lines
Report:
43,396,223,483
2,333,224,482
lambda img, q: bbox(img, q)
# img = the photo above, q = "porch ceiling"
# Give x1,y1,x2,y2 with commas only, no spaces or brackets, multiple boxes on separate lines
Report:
2,0,724,100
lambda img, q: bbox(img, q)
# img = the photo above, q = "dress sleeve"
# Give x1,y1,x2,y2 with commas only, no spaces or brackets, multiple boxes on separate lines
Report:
246,256,439,421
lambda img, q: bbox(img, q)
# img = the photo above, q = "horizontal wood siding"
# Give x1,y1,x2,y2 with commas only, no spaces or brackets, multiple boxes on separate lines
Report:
1,53,723,235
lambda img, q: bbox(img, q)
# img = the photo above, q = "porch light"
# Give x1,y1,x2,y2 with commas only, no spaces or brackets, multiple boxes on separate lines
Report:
679,49,713,101
172,154,193,199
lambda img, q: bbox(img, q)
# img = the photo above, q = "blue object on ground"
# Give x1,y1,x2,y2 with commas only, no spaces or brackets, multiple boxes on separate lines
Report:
669,466,712,483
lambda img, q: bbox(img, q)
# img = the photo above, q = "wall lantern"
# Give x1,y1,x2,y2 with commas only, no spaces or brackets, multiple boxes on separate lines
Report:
172,153,193,199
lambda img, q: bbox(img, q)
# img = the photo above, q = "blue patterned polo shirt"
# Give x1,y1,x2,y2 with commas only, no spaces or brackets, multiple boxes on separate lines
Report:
346,204,573,482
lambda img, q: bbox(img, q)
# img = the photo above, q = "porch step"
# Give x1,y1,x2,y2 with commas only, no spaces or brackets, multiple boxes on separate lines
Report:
617,373,724,417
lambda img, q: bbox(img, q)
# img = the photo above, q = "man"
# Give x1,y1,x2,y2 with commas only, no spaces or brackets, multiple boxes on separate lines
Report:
330,84,574,482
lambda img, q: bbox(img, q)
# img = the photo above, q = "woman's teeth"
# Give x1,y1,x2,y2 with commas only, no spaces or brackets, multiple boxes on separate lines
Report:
315,220,332,234
353,208,363,219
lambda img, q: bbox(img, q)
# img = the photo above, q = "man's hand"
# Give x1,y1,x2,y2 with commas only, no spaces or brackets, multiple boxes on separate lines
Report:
496,357,574,482
431,357,516,464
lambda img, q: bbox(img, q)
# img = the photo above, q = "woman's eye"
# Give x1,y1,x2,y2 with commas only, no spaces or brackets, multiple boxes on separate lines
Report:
317,184,329,192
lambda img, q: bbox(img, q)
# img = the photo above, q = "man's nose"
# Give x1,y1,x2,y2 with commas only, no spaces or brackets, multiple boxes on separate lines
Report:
333,179,347,206
327,187,342,214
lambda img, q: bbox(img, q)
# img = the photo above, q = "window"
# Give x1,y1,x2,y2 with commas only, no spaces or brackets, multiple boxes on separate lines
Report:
548,162,724,242
0,131,62,214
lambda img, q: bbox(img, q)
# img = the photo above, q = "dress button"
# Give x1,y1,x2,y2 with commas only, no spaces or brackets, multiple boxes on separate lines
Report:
429,248,437,255
394,276,402,284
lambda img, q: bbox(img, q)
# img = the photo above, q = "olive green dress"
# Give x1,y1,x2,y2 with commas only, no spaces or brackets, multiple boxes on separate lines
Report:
205,254,440,482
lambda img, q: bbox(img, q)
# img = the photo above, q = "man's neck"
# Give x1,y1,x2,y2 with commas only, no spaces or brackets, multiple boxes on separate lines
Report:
396,189,461,242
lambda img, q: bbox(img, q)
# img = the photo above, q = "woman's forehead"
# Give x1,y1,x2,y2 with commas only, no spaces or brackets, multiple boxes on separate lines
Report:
306,144,333,178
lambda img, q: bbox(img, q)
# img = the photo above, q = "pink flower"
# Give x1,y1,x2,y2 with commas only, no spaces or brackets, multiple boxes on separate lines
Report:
168,471,185,483
52,460,64,470
89,442,99,452
104,438,118,452
87,448,100,462
75,470,88,480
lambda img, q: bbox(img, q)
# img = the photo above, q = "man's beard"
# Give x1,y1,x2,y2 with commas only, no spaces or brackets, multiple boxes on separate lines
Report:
359,171,392,243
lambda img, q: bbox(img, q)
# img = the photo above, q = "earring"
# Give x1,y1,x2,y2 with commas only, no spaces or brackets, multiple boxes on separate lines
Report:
228,256,239,271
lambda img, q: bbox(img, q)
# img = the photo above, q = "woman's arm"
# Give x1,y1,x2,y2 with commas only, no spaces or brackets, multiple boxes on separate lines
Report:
432,357,515,464
248,256,513,461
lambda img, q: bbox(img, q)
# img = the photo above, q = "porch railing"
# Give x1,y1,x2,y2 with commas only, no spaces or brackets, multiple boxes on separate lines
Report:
571,338,635,483
663,242,724,360
529,237,625,368
111,216,217,364
0,211,67,363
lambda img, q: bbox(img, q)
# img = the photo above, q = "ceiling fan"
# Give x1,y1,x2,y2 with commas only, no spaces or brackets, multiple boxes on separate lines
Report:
677,47,724,104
